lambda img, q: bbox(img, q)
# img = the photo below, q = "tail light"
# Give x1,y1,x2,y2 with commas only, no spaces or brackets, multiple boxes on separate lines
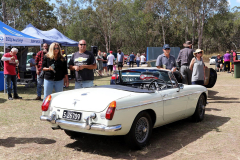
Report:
111,74,119,80
41,95,51,111
105,101,116,120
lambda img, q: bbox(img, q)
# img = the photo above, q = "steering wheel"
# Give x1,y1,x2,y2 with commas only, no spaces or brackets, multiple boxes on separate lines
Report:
148,79,167,90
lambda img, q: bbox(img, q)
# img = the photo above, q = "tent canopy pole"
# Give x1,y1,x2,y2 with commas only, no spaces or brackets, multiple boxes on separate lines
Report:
3,43,5,94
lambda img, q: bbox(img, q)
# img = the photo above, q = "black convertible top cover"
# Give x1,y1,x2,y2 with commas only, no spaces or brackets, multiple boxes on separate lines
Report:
95,85,154,93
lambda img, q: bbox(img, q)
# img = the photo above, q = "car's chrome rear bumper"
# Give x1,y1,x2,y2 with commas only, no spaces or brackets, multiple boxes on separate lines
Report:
40,113,121,132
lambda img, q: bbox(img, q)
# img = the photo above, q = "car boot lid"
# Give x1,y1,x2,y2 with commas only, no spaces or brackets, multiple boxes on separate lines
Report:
50,88,132,112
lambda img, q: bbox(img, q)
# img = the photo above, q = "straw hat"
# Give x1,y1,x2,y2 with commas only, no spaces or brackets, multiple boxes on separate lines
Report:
193,49,204,56
217,54,221,56
226,50,229,53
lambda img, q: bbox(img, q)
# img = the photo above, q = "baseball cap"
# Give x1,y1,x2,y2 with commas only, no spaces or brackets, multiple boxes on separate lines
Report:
163,44,170,50
110,51,113,53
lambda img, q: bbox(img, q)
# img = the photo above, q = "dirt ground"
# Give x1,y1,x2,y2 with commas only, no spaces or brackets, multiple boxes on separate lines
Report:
0,63,240,160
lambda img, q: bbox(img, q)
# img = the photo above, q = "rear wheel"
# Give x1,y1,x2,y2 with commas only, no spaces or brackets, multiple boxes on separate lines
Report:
192,94,206,122
125,111,152,150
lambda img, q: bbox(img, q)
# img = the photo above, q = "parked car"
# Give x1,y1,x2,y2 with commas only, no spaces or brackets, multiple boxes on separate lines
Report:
26,52,35,71
209,56,217,65
40,67,208,149
124,55,129,64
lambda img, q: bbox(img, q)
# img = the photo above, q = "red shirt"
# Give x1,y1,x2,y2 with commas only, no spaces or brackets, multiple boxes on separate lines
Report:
3,52,17,75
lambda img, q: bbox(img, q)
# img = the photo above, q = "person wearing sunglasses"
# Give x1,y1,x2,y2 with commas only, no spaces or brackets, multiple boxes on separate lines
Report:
156,44,177,72
68,39,97,89
190,49,205,85
42,42,69,101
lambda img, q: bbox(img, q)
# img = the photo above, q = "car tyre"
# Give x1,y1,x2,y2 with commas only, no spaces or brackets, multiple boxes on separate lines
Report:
205,68,217,88
125,111,152,150
192,94,206,122
64,130,82,139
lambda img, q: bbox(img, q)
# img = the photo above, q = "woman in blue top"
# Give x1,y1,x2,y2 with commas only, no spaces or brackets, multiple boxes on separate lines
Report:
190,49,205,85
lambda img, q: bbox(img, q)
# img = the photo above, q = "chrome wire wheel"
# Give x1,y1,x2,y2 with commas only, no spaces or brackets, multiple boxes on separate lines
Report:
192,94,206,122
135,117,149,143
198,96,205,118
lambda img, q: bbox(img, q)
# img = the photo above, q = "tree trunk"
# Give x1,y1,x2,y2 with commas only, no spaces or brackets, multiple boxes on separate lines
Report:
2,0,7,24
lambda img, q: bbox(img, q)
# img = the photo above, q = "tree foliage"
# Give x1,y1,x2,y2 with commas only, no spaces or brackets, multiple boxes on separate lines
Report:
1,0,240,54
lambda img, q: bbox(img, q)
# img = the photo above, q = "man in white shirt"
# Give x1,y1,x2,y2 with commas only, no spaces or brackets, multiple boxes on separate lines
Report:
107,51,115,75
140,54,146,65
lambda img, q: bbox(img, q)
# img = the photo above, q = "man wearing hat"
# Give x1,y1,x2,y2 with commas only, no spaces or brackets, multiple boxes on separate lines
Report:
215,54,223,72
176,41,194,85
156,44,177,72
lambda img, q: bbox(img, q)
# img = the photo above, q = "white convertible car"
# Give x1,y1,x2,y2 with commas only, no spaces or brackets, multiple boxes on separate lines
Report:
40,68,208,149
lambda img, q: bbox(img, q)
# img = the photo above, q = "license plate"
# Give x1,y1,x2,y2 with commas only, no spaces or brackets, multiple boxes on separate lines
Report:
62,110,81,121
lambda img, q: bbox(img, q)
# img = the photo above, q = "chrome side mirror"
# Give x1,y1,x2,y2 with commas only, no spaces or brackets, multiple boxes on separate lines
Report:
179,83,184,89
177,83,184,92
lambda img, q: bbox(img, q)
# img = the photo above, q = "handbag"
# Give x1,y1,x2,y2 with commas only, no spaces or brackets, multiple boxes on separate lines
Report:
39,70,45,79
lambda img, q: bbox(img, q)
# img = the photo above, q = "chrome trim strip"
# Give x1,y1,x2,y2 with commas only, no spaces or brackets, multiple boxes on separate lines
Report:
117,99,163,110
117,91,202,110
40,116,122,132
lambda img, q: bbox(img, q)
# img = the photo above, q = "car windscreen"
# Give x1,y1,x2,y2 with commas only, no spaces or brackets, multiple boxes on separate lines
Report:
26,53,34,64
120,69,172,84
211,56,217,59
67,55,72,63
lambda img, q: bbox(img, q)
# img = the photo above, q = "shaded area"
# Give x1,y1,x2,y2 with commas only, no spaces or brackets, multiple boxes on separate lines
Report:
208,90,239,101
65,114,230,159
0,137,56,147
205,108,222,111
0,98,7,103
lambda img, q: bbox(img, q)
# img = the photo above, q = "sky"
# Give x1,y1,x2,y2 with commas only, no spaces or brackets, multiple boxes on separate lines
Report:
49,0,240,9
228,0,240,8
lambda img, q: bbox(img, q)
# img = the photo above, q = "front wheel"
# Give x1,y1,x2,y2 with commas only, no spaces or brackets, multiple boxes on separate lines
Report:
125,111,152,150
192,94,206,122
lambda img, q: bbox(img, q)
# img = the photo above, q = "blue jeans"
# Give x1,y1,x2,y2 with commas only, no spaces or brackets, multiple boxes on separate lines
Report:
192,80,204,85
75,80,93,89
4,74,17,96
43,79,63,101
31,71,36,82
37,75,44,97
136,60,140,67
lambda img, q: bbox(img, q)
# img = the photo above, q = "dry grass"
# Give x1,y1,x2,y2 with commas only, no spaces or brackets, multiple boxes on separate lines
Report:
0,64,240,159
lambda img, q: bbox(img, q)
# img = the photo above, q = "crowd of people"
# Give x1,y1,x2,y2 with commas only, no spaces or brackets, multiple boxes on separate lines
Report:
215,50,237,73
1,40,97,101
156,41,207,85
95,50,146,76
1,39,237,101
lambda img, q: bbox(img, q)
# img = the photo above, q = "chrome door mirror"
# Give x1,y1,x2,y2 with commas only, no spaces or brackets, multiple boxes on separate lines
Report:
179,83,184,89
177,83,184,92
